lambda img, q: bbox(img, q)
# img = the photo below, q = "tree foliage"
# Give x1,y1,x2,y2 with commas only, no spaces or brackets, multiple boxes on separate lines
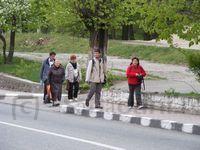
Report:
137,0,200,45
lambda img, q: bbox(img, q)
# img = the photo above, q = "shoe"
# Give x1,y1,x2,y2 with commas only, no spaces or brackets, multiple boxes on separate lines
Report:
95,106,103,109
137,105,144,110
128,106,133,109
85,101,89,107
69,99,73,102
74,98,78,101
52,102,60,107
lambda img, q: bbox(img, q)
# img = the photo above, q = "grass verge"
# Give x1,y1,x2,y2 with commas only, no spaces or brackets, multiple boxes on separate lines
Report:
1,32,199,65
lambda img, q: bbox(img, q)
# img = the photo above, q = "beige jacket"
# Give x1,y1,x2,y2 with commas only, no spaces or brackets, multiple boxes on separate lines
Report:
65,63,82,83
85,58,106,83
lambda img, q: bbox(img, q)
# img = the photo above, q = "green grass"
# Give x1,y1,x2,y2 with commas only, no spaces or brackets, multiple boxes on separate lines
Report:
164,88,200,99
1,32,199,65
0,55,41,82
0,55,124,91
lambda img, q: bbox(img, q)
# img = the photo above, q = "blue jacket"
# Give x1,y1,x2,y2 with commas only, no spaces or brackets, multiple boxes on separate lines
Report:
40,58,54,82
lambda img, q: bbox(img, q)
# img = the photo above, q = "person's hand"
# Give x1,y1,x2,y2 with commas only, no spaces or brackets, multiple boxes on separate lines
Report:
40,80,43,86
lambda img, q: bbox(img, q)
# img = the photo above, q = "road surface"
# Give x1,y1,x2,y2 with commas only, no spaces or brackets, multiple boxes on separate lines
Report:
0,102,199,150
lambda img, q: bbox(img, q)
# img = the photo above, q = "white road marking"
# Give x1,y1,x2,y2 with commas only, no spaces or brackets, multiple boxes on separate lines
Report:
0,121,125,150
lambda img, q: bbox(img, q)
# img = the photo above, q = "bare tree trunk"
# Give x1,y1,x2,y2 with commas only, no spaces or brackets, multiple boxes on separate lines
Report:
122,25,135,40
89,28,108,61
7,15,16,63
0,30,7,64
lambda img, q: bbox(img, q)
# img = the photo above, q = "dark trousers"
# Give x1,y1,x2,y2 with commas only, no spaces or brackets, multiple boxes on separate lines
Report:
43,80,48,101
68,81,79,99
86,83,102,107
128,84,142,107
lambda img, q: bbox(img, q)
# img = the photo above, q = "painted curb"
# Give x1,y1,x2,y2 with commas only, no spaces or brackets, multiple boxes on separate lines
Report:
60,105,200,135
0,93,68,99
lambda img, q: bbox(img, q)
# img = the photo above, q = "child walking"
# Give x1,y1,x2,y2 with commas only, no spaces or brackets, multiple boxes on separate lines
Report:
126,57,146,109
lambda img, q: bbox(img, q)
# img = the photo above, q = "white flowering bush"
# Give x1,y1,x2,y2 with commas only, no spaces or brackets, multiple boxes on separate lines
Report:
0,0,31,31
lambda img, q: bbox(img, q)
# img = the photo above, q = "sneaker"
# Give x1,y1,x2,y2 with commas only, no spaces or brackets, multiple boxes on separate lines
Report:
137,105,144,110
85,101,89,107
95,106,103,109
52,101,60,107
69,99,73,102
128,106,133,109
74,98,78,101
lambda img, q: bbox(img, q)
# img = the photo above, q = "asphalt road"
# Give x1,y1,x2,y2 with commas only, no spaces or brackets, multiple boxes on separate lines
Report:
0,102,199,150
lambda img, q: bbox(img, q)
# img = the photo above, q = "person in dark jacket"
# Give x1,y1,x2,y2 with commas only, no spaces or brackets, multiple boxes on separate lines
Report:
47,60,65,106
40,52,56,103
126,57,146,109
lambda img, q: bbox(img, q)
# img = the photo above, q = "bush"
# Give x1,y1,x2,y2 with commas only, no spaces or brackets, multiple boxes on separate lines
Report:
186,52,200,82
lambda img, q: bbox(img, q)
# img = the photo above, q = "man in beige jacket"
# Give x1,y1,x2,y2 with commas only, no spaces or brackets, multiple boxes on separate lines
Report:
85,50,106,109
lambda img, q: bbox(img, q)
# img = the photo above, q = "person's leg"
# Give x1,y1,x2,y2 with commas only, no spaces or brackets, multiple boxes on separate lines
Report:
85,83,96,106
57,84,62,102
68,82,73,100
95,83,103,107
128,84,134,107
135,84,142,106
43,81,47,101
73,82,79,98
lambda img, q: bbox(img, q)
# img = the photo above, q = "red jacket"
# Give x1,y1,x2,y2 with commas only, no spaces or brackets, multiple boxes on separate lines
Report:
126,65,146,85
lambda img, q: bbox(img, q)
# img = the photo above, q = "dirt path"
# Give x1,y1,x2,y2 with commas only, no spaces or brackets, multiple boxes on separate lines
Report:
14,52,200,93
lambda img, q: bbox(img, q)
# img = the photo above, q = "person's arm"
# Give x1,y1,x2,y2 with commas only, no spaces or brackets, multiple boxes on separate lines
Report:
103,60,107,75
62,68,65,83
65,64,69,80
40,61,45,81
85,60,92,82
126,66,137,78
140,66,147,77
78,64,82,81
46,69,52,85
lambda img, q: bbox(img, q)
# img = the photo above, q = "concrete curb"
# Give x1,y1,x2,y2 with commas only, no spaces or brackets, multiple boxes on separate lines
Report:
0,93,68,99
60,105,200,135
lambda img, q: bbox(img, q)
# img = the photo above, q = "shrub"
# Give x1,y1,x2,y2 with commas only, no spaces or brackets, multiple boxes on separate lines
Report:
186,52,200,82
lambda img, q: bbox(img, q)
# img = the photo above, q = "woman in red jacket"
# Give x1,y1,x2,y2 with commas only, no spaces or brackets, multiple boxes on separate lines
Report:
126,57,146,109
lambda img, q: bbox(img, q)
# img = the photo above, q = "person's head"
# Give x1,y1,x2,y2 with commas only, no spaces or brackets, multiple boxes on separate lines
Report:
70,54,77,63
130,57,140,66
54,59,61,68
93,49,101,59
49,51,56,60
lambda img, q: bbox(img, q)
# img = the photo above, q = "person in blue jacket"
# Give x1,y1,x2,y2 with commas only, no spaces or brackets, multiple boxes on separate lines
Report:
40,52,56,103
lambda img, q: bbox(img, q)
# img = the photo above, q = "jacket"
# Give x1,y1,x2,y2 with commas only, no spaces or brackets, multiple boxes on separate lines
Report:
126,65,146,85
65,62,82,83
40,58,54,82
47,65,65,85
85,58,106,83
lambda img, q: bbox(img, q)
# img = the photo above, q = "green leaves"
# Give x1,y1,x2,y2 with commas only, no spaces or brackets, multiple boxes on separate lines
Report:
137,0,200,45
0,0,32,31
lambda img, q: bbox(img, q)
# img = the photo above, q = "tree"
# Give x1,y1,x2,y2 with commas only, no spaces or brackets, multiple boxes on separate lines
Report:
46,0,140,59
0,29,6,64
0,0,32,63
137,0,200,45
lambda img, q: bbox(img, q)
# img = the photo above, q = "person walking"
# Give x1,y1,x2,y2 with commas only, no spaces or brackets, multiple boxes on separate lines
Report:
65,55,82,101
47,60,65,106
126,57,146,109
85,50,106,109
40,52,56,104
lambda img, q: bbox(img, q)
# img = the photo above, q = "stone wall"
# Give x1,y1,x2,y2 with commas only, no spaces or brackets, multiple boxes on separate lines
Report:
102,90,200,115
0,73,42,93
142,93,200,115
